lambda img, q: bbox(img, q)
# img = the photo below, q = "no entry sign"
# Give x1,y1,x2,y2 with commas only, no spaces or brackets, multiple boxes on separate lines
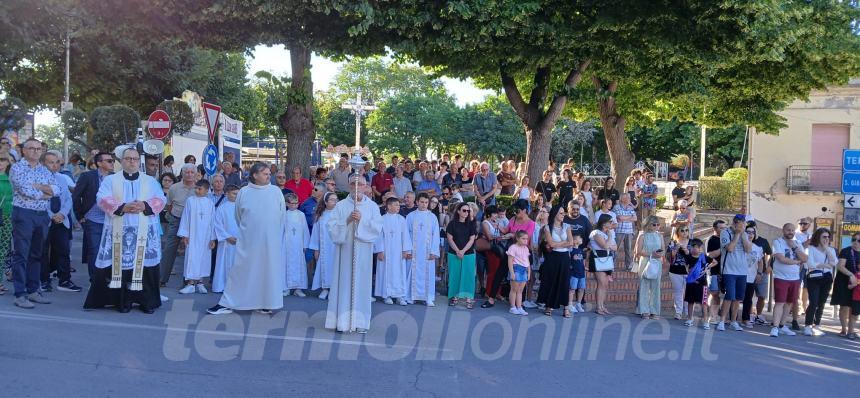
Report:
147,110,171,140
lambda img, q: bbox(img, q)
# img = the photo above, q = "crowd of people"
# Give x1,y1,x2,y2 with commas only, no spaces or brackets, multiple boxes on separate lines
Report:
1,141,858,339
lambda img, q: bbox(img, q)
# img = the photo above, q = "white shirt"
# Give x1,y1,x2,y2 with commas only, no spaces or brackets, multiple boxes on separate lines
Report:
772,237,802,281
804,246,837,274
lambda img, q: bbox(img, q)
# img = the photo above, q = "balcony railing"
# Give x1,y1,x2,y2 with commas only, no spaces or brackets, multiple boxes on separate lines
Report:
786,165,841,193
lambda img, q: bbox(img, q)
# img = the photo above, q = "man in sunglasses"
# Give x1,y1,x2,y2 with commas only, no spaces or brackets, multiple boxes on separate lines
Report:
73,152,115,283
793,216,813,330
717,214,752,332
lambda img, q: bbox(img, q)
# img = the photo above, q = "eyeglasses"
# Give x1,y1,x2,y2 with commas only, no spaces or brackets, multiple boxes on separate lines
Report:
679,229,689,232
287,202,299,205
442,192,451,196
101,158,115,164
745,231,755,235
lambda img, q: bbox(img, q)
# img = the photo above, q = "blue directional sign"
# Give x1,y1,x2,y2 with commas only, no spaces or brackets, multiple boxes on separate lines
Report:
203,144,218,176
842,172,860,194
843,149,860,172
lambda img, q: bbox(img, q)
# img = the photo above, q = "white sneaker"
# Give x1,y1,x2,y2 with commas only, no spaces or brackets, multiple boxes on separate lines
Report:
509,307,519,315
744,321,754,329
519,308,529,316
812,326,825,336
703,323,711,330
674,313,682,320
160,295,169,302
779,325,796,336
575,303,584,313
196,284,208,294
319,289,328,300
294,289,306,297
370,297,377,303
716,321,726,331
426,301,435,307
770,327,780,337
178,285,195,294
684,319,694,327
803,326,813,336
282,290,290,297
730,321,743,331
397,298,408,306
537,303,546,310
383,297,394,305
523,300,537,309
568,304,579,313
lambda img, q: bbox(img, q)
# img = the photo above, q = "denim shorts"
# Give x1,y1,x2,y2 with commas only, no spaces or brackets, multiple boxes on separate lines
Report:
722,274,746,301
569,277,586,290
708,275,721,293
511,264,528,282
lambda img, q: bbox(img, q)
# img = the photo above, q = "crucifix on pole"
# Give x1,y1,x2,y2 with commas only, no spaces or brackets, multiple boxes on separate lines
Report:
341,90,377,154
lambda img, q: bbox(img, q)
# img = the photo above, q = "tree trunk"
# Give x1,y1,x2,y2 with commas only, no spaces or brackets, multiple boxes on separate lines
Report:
593,77,636,181
279,43,315,173
500,60,591,184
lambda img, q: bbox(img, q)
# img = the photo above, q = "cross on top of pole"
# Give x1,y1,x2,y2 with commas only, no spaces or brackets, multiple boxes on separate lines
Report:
341,91,377,152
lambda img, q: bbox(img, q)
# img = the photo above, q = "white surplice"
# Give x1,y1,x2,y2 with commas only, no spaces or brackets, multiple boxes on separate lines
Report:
178,195,215,280
373,213,412,299
324,194,383,332
218,183,286,310
95,173,165,269
212,200,239,293
284,209,310,290
309,210,335,290
405,209,440,303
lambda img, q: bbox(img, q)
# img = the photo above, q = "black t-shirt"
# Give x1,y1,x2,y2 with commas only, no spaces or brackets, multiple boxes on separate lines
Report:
597,188,620,207
671,187,686,200
668,241,689,274
399,204,417,218
536,180,556,202
446,220,478,254
707,235,722,275
564,214,592,248
557,180,576,205
839,247,860,273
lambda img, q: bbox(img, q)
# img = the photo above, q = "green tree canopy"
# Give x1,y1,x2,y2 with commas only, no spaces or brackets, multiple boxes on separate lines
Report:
461,95,525,163
365,90,460,158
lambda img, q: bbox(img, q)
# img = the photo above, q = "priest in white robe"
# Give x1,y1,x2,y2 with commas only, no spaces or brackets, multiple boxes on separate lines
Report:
374,197,412,305
405,194,440,306
211,185,240,293
207,163,286,315
310,192,339,300
325,176,383,333
178,180,216,294
284,193,310,296
84,148,166,314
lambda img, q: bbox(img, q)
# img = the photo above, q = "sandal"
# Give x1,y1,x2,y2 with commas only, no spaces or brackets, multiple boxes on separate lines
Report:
596,309,608,316
480,301,495,309
449,298,458,306
465,300,474,309
544,309,552,316
563,309,571,318
0,285,6,295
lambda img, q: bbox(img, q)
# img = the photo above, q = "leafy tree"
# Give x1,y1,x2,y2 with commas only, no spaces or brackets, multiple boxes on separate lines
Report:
350,0,860,181
61,108,90,150
551,119,597,166
366,91,460,158
154,100,193,138
35,121,86,154
88,105,140,152
315,89,365,147
461,95,525,162
0,96,28,131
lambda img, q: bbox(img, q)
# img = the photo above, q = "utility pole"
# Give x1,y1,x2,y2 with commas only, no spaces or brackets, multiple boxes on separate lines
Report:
61,30,71,160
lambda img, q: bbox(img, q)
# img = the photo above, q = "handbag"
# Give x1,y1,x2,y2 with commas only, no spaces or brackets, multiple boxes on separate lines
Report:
643,256,662,280
594,250,615,272
475,237,492,252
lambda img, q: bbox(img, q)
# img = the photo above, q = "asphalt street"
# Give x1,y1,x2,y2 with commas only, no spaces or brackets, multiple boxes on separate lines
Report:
1,234,858,397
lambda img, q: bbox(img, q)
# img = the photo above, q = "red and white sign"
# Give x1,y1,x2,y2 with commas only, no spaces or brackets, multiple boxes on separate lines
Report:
147,110,172,140
202,102,221,144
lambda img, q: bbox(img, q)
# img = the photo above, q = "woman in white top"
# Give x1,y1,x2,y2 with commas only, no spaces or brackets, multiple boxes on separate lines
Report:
537,205,574,318
580,180,594,221
803,227,838,335
590,214,618,315
513,175,532,210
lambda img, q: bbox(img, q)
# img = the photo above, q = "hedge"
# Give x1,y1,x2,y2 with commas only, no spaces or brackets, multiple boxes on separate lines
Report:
698,176,743,211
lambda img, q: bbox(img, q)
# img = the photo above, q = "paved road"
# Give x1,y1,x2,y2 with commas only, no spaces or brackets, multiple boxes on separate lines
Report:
1,235,858,397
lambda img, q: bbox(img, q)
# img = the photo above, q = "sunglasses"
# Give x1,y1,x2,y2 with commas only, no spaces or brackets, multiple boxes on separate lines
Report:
651,223,658,227
100,158,115,163
679,229,689,232
0,158,9,162
287,202,299,205
460,209,471,213
854,238,860,243
799,222,809,225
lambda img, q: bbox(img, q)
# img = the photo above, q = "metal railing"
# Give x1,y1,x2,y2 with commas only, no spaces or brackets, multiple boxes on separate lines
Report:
786,165,841,193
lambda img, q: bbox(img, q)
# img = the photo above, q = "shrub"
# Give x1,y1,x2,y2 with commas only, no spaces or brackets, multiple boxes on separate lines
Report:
89,105,141,152
698,176,743,211
722,167,748,183
656,195,667,209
